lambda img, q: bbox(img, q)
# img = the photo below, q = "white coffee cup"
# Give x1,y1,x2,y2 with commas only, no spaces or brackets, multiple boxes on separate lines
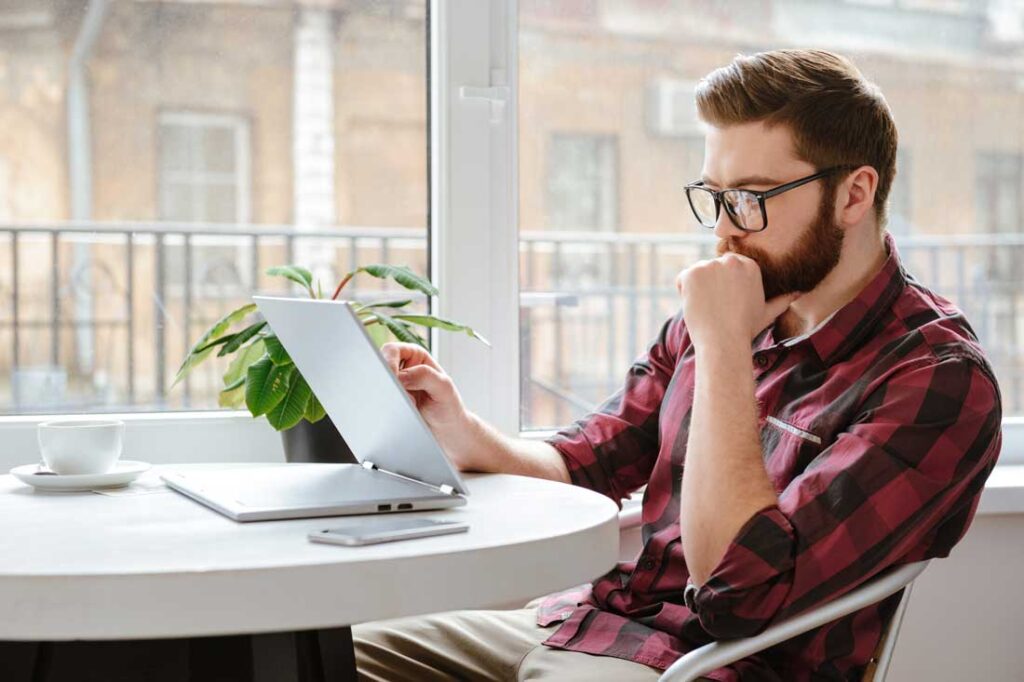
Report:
37,419,125,475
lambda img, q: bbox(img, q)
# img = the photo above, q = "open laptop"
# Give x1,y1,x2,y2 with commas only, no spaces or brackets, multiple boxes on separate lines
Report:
161,296,469,522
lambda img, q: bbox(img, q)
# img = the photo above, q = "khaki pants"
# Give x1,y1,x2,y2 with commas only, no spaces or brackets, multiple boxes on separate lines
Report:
353,605,710,681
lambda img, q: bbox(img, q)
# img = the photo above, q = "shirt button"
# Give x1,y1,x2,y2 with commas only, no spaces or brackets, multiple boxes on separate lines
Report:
684,582,698,610
640,558,656,571
755,355,769,368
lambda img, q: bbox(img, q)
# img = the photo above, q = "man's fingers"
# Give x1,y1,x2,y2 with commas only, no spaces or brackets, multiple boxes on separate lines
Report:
381,342,441,374
762,292,802,326
380,343,401,374
397,364,448,397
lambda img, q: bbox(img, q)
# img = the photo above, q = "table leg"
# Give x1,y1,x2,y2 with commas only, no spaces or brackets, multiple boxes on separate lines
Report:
0,626,357,682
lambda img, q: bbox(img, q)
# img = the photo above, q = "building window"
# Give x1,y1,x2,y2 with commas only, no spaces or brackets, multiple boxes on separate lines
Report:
976,152,1023,234
158,112,251,225
158,112,252,293
976,152,1023,291
0,156,10,222
889,149,913,235
546,134,618,231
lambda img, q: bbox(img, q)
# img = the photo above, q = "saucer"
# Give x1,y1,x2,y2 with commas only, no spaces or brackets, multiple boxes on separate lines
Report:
9,461,152,492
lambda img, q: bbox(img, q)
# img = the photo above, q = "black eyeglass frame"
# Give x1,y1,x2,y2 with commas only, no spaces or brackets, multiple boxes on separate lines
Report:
684,165,854,232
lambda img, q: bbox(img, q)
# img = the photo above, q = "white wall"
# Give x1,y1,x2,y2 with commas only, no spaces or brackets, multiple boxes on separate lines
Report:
618,504,1024,679
889,512,1024,680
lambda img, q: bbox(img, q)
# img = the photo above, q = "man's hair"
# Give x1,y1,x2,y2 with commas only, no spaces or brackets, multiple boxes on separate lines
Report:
694,49,898,226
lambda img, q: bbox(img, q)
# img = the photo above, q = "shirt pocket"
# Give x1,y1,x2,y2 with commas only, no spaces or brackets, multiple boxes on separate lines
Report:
761,416,825,493
764,416,822,445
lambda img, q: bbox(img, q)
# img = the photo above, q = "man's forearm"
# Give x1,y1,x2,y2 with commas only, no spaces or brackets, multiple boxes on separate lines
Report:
440,412,571,484
681,340,778,587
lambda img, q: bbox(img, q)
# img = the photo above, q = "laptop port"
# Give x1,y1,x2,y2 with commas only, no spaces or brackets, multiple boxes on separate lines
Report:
397,503,413,510
378,504,392,511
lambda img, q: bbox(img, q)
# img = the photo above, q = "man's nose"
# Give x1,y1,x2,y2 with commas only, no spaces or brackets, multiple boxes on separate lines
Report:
713,209,747,241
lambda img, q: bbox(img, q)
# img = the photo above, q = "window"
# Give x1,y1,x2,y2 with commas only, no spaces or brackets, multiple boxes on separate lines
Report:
518,0,1024,429
159,112,251,225
976,152,1023,235
889,149,913,235
546,134,618,232
975,152,1023,284
0,156,10,222
0,0,428,414
2,0,1022,463
159,111,252,293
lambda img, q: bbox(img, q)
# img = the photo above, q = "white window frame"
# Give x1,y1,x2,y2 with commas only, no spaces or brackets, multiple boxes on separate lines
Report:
2,0,1021,470
430,0,520,436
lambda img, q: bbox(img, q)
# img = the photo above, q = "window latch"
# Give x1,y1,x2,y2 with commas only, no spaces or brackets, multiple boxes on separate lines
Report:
459,70,509,124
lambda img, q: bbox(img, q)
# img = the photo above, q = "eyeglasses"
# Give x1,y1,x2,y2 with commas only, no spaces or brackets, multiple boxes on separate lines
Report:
684,166,852,232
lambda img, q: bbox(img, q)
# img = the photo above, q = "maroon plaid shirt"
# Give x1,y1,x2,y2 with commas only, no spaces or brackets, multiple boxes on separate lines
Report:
539,233,1002,680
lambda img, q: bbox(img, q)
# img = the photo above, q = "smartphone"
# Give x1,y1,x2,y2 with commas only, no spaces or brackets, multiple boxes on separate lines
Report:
309,517,469,546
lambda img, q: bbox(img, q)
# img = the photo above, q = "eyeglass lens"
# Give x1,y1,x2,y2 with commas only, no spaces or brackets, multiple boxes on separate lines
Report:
688,187,765,231
722,191,764,231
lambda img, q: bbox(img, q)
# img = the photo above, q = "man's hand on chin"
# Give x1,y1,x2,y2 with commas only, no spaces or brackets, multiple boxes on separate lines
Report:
676,253,800,348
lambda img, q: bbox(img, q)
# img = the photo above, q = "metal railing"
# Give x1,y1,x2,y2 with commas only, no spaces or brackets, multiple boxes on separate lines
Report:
1,222,1021,427
520,231,1024,426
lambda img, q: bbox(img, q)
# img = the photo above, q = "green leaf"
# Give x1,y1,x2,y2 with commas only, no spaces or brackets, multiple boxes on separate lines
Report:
217,321,267,357
364,320,390,348
358,264,439,297
267,371,313,430
223,338,266,387
222,374,246,392
218,383,246,409
266,265,314,295
368,311,427,349
304,391,326,423
195,334,236,354
393,314,491,347
172,302,257,388
365,299,413,309
262,334,293,366
219,371,248,408
245,356,292,417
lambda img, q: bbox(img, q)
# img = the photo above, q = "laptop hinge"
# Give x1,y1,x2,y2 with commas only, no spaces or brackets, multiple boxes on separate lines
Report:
370,465,461,497
362,461,376,471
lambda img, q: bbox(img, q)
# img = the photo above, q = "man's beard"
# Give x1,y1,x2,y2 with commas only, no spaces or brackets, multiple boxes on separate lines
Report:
716,188,844,300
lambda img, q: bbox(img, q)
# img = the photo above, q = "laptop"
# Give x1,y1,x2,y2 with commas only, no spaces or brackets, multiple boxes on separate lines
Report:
161,296,469,522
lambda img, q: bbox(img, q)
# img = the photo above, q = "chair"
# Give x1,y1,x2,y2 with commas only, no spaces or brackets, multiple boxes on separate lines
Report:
658,560,930,682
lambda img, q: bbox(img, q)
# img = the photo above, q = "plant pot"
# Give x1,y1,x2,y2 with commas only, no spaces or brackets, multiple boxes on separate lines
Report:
280,416,358,464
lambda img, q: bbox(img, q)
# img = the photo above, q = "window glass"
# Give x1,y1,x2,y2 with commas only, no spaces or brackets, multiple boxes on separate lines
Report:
0,0,428,414
518,0,1024,429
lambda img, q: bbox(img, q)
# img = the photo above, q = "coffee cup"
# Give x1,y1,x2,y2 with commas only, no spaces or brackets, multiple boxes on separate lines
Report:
37,419,125,475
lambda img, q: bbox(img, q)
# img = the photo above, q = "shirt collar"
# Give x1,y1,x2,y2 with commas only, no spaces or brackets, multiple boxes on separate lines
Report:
756,232,907,366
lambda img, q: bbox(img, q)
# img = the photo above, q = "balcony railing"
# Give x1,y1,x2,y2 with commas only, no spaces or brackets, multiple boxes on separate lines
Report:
1,221,1021,428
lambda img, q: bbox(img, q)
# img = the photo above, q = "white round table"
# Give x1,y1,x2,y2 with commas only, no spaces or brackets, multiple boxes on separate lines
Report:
0,464,620,681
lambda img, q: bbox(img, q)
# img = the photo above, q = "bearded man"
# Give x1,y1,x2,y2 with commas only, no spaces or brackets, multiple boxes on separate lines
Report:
353,49,1002,681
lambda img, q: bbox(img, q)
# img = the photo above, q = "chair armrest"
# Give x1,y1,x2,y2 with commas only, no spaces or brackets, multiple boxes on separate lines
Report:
658,560,930,682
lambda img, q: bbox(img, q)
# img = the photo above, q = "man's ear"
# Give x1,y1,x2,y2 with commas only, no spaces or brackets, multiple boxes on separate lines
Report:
836,165,879,227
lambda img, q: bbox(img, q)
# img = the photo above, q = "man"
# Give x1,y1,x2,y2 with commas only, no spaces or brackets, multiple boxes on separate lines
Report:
355,49,1002,681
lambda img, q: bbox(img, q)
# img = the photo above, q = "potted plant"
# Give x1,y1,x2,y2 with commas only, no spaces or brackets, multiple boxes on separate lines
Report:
171,264,488,463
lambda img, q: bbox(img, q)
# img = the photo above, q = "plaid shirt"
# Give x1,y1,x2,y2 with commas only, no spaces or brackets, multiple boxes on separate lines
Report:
539,233,1002,680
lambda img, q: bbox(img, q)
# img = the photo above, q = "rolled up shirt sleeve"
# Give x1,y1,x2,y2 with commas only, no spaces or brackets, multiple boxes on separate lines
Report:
544,310,685,506
686,353,1002,640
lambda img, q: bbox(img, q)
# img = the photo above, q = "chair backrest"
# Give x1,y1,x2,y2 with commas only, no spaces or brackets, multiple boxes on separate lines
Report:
658,560,930,682
862,575,917,681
